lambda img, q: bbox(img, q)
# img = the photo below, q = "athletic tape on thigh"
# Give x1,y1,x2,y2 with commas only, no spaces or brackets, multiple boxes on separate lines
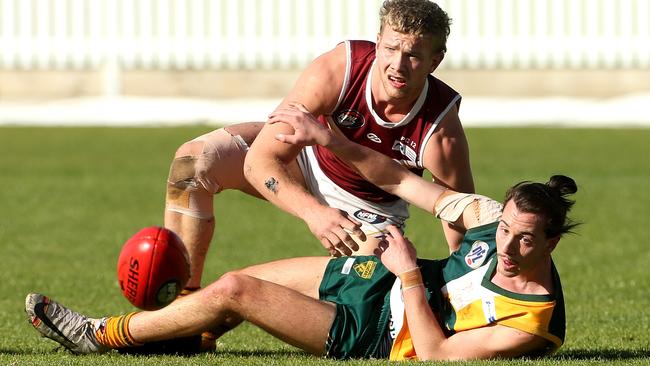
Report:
433,192,503,225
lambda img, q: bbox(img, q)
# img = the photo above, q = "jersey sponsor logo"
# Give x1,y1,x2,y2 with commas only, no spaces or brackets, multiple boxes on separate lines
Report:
400,136,417,149
465,241,489,269
353,260,376,279
353,209,386,224
366,133,382,143
482,296,497,323
335,109,365,129
392,140,417,164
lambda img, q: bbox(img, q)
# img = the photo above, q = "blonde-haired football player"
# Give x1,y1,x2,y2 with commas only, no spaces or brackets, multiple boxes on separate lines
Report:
26,113,578,360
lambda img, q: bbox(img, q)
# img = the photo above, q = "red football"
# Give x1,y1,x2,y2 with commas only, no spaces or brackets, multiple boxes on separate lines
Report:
117,226,190,310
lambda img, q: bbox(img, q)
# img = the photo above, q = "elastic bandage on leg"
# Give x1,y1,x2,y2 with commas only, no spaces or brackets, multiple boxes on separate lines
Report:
433,192,503,226
166,129,249,220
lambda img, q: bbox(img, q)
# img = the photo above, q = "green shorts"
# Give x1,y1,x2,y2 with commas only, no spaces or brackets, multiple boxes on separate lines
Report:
319,256,395,359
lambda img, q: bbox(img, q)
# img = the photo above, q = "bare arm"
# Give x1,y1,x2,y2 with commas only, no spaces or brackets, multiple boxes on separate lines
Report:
244,43,364,256
271,106,491,235
377,226,550,361
273,103,474,252
270,105,448,212
420,105,475,252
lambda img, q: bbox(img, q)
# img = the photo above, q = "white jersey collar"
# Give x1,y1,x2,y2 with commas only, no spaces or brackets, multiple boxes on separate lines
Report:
366,60,429,129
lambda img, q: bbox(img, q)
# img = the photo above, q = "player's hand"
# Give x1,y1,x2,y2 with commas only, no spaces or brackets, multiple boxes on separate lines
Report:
303,206,365,256
268,103,332,147
374,225,418,275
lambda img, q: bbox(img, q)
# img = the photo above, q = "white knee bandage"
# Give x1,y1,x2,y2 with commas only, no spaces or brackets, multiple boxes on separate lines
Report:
166,155,215,219
166,129,250,220
433,192,503,226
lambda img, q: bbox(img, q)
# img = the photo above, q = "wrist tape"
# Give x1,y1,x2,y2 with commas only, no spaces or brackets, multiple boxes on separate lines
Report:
398,267,423,291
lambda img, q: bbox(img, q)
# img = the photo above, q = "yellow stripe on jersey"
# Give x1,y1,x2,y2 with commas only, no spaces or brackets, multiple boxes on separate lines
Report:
389,295,560,361
491,296,563,348
451,295,561,346
389,259,562,360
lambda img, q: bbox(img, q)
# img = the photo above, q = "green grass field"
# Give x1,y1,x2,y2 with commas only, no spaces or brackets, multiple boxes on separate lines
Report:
1,126,649,365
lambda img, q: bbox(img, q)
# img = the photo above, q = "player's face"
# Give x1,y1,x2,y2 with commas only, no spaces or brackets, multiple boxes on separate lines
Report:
495,201,558,278
375,26,442,102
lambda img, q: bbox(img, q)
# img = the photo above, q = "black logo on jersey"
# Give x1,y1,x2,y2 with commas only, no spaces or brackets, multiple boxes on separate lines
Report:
353,210,387,224
336,109,365,129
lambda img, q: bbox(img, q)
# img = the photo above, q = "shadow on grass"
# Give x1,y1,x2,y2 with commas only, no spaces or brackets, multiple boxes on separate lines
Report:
0,347,63,356
5,347,649,360
0,347,306,358
554,348,650,360
215,349,306,358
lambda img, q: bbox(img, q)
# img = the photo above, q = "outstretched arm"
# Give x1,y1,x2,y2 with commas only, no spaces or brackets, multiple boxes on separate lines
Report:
271,105,446,215
270,105,498,233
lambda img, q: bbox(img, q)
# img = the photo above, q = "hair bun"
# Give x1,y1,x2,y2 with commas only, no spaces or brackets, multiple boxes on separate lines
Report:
547,175,577,196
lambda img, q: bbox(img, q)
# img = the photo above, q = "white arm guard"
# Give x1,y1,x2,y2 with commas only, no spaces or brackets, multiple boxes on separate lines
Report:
433,192,503,226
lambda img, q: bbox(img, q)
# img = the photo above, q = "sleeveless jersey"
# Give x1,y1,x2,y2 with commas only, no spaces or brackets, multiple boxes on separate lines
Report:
388,222,566,360
315,40,462,203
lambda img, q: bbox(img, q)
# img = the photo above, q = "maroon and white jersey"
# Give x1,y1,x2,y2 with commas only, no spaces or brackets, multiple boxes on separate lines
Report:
315,40,461,203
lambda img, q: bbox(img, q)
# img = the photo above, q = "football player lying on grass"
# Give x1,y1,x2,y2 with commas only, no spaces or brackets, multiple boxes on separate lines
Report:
25,109,579,360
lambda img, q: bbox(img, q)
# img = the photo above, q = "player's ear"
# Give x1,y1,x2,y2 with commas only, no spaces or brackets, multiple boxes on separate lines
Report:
545,236,560,254
429,52,444,73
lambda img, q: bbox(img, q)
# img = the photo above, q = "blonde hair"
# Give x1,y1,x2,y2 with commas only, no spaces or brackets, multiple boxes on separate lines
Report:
379,0,451,53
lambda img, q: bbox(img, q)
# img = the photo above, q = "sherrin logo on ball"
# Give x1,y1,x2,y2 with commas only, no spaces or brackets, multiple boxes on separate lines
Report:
117,226,190,310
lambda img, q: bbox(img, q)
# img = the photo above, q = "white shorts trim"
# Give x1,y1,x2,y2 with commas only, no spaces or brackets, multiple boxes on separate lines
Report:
297,146,409,237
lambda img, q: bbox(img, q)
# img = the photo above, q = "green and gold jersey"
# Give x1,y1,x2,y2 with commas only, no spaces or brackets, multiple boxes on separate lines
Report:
389,222,566,361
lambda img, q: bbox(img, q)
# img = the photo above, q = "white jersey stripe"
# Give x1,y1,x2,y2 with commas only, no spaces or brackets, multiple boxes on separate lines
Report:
417,93,462,168
332,41,353,113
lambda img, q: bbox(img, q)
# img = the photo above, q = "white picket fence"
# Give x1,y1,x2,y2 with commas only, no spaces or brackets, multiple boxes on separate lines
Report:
0,0,648,71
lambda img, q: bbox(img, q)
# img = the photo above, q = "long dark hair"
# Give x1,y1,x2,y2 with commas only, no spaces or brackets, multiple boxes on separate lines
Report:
504,175,580,238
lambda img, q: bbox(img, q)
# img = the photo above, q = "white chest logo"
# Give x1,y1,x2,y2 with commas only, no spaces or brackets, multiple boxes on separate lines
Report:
366,133,382,143
465,241,490,269
391,140,417,164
